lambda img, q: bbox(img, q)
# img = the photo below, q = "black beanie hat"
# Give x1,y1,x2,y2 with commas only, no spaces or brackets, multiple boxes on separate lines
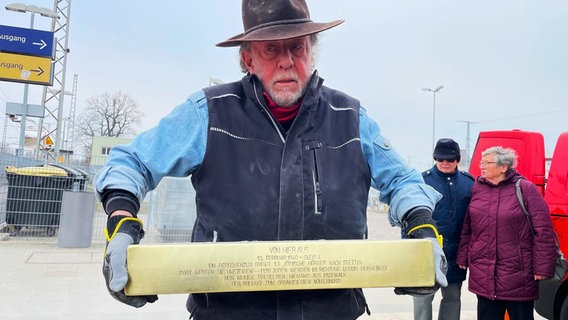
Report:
433,138,461,162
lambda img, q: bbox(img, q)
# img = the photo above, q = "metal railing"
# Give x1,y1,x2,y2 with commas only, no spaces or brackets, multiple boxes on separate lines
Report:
0,151,386,246
0,151,199,245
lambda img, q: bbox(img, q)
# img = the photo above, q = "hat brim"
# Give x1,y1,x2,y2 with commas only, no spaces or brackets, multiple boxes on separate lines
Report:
433,154,459,161
216,20,344,47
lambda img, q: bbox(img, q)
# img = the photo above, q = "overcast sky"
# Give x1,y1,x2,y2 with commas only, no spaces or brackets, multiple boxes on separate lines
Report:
1,0,567,171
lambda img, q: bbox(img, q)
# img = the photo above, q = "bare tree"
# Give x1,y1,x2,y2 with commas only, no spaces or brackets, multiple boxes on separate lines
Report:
78,91,142,137
75,91,143,158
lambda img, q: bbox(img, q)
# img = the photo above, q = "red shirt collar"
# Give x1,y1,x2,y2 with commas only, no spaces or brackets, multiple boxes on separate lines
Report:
263,92,301,123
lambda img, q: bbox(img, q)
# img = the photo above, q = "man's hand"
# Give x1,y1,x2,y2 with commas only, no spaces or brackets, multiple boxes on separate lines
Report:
102,215,158,308
394,208,448,297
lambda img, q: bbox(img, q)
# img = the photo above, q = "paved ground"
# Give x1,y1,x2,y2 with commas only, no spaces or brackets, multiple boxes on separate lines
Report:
0,210,546,319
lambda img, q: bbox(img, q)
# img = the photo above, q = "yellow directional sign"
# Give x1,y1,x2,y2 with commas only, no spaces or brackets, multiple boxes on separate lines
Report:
0,52,53,85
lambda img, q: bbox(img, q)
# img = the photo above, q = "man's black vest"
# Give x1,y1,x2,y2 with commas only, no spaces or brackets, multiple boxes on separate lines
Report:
187,73,371,319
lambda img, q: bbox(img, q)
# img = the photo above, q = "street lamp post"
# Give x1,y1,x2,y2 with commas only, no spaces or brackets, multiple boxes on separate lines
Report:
5,3,59,157
422,85,444,151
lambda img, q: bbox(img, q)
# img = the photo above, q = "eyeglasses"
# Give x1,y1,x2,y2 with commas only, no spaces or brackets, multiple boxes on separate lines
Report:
479,161,497,166
436,158,457,163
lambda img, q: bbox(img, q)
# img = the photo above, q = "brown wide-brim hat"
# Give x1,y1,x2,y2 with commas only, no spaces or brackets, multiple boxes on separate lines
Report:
216,0,344,47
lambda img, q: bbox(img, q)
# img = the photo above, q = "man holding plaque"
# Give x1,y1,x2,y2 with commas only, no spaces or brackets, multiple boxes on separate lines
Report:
95,0,447,319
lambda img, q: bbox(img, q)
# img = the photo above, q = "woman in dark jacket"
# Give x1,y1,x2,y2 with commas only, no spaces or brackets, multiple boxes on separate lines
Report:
456,146,557,320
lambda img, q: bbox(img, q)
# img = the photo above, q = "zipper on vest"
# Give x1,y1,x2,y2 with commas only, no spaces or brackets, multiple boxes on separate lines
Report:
252,81,286,143
306,141,323,214
312,170,322,214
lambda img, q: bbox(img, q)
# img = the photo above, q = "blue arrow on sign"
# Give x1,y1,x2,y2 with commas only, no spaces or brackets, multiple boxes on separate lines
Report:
0,24,55,59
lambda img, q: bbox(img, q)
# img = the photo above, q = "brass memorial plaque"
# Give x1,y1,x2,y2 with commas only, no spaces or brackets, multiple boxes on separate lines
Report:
125,239,434,295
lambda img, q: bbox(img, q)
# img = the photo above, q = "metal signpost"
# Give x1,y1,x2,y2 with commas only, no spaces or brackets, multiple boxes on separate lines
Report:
1,3,59,157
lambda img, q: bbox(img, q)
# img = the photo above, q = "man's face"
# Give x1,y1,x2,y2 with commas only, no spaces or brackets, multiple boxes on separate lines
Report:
241,36,313,107
435,158,459,174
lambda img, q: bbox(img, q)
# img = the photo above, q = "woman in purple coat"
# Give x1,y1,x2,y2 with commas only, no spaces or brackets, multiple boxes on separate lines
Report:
456,146,557,320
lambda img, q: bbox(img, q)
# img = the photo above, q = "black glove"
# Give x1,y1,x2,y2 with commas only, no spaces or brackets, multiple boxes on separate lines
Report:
103,215,158,307
394,208,448,297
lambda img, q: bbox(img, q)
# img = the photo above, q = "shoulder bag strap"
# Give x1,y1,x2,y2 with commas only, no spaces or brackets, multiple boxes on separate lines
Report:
516,180,565,269
516,179,536,237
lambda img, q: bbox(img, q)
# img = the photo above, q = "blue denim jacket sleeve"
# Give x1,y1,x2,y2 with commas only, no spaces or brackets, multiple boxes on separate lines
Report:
359,107,442,227
94,90,208,203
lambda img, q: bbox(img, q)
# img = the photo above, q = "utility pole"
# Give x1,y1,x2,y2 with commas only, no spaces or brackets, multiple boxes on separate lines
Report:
457,120,475,169
422,85,444,151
